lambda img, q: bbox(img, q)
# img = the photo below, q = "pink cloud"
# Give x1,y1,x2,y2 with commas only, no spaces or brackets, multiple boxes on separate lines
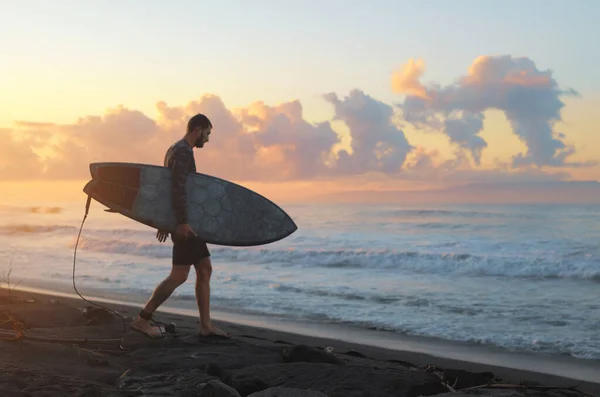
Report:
394,55,595,169
0,54,595,185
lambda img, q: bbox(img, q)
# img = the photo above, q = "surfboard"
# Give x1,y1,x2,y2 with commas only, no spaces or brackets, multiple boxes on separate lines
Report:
82,162,298,246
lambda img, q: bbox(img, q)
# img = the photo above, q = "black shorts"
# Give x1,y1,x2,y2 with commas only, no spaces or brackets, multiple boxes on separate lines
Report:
171,235,211,265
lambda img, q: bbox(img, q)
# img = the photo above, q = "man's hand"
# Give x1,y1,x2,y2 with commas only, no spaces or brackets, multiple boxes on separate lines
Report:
156,230,169,243
175,223,196,240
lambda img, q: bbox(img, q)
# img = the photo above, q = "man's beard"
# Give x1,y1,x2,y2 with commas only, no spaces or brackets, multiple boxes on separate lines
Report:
194,138,205,148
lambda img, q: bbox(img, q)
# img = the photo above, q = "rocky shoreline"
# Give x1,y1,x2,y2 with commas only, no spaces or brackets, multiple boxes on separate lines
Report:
1,289,598,397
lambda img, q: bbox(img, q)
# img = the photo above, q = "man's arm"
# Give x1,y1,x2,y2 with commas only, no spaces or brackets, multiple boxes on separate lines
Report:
171,147,194,226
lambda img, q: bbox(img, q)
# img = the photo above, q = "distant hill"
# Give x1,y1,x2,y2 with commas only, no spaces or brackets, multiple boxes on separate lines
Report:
309,180,600,204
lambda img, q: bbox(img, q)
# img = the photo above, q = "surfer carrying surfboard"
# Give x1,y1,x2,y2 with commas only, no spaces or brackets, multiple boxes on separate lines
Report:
131,113,230,339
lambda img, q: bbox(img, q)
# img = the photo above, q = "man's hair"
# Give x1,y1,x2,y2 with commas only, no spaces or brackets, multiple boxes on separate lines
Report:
186,113,212,133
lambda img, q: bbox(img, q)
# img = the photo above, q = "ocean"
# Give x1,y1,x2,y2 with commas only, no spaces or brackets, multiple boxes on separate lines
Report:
1,199,599,361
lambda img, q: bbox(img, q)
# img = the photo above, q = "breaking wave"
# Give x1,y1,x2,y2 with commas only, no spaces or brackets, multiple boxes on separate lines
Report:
76,236,600,282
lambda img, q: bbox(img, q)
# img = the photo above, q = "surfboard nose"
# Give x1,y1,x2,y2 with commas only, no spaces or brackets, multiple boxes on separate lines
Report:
276,213,299,241
286,216,299,234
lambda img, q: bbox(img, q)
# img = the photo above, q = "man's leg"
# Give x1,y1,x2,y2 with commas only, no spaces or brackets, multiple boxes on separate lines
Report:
194,257,229,337
131,264,190,338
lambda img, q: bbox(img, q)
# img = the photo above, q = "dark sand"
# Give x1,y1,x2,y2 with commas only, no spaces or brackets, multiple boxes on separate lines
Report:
1,287,598,397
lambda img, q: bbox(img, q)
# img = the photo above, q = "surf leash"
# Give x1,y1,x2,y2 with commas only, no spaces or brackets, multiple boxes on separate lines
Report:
71,194,128,349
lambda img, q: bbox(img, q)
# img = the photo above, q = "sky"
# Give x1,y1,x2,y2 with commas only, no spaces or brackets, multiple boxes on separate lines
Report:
1,0,599,202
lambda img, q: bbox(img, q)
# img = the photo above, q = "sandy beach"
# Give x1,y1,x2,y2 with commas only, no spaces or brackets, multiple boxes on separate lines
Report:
1,286,598,397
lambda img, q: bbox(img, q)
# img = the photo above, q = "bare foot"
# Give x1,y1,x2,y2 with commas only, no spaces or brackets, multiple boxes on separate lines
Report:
198,322,230,338
131,316,163,339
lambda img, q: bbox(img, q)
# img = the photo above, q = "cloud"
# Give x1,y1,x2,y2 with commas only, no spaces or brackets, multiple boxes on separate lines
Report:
235,100,340,179
392,58,429,99
323,89,414,175
443,112,486,165
155,96,341,181
2,95,343,183
41,107,161,179
0,128,43,180
393,55,593,168
381,145,572,186
1,54,595,185
2,90,417,182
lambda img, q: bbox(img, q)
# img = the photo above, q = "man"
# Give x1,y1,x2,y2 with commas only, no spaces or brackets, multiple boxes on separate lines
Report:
131,113,229,339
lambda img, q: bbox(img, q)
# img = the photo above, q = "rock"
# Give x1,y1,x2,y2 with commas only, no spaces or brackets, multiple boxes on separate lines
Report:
343,350,367,358
206,363,229,378
116,369,215,396
228,373,270,396
281,345,345,365
199,379,242,397
248,387,329,396
229,362,446,397
205,362,234,389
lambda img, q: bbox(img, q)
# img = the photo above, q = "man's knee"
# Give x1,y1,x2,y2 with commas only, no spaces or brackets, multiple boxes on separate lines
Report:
195,258,212,281
169,266,190,285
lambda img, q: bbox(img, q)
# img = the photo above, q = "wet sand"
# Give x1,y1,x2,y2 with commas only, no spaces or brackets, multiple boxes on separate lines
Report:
1,287,598,397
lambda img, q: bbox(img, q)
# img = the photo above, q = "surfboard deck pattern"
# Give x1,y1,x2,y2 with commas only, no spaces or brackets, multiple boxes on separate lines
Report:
82,162,298,246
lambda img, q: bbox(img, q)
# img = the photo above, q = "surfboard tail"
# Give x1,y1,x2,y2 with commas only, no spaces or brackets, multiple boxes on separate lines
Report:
83,179,96,196
89,162,105,179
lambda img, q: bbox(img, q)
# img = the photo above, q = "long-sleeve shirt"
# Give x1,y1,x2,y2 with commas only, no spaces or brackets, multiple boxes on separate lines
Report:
164,139,196,225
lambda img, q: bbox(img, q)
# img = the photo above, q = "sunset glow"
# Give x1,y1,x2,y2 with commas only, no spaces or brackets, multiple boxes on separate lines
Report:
1,1,599,204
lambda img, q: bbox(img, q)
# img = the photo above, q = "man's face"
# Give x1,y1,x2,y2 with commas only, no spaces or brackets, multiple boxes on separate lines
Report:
194,127,212,148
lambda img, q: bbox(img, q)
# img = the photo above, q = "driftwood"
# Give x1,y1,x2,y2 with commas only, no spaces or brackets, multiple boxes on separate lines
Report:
423,365,597,397
425,365,457,392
